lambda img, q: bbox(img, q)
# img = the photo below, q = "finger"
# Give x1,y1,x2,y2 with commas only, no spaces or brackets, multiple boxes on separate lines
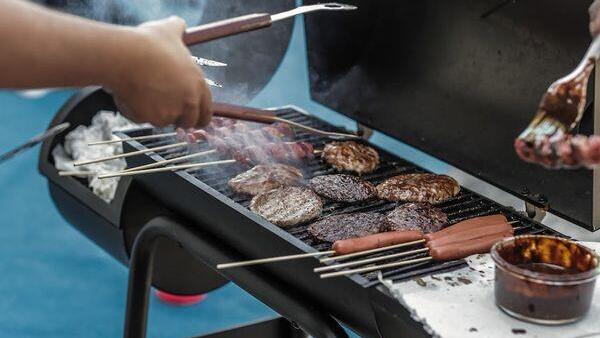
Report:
592,20,600,37
114,97,142,124
591,0,600,19
196,83,213,128
177,100,200,128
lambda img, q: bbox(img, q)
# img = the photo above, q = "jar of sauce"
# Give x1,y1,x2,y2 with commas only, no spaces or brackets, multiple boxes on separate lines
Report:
491,235,599,324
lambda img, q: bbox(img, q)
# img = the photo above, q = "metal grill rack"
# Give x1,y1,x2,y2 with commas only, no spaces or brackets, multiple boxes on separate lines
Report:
124,108,562,286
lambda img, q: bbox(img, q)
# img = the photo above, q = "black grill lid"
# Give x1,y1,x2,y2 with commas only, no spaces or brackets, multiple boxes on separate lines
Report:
304,0,596,229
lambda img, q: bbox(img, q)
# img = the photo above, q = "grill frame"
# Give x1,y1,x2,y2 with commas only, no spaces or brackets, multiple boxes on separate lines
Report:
117,106,564,337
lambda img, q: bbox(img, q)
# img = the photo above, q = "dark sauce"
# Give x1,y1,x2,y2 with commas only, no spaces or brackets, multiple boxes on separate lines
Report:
493,236,599,323
516,263,577,275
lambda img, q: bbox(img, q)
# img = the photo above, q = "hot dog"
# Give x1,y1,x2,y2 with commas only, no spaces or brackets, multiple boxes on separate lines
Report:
424,214,508,242
429,231,512,261
332,230,424,255
426,222,513,248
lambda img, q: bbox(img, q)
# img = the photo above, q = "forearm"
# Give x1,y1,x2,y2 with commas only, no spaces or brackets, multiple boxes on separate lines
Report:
0,0,138,89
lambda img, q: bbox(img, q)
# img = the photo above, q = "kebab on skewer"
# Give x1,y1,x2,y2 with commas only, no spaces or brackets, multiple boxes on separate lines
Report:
99,140,316,179
77,121,296,167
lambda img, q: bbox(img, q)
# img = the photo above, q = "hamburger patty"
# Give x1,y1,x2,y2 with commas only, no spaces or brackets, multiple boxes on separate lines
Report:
307,212,387,243
385,203,448,233
308,174,376,203
322,141,380,175
376,173,460,203
228,164,303,196
250,187,322,227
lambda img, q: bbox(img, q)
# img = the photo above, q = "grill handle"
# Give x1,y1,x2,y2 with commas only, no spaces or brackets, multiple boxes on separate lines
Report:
183,13,272,45
213,102,276,124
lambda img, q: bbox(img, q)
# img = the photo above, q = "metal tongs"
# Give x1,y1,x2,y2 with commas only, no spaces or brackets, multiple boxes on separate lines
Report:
518,37,600,143
182,3,357,45
187,4,357,87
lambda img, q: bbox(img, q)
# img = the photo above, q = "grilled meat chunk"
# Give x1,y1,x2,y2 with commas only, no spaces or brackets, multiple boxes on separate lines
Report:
228,164,304,196
376,173,460,204
322,141,380,174
308,174,376,203
385,203,448,233
250,187,322,227
307,212,387,243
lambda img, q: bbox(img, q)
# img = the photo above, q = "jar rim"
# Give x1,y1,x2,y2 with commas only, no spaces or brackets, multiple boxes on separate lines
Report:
491,235,600,285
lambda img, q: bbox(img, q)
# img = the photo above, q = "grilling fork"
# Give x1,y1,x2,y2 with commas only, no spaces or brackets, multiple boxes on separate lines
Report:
182,3,357,46
518,37,600,144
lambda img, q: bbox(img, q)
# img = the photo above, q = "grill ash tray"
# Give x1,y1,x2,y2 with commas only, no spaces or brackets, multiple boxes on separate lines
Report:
119,107,563,286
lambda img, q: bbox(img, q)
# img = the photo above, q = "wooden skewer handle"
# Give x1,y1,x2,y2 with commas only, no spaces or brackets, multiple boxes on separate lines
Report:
183,14,272,45
212,102,276,124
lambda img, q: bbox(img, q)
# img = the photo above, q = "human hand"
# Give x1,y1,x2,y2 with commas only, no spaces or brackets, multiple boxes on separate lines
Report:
107,16,212,128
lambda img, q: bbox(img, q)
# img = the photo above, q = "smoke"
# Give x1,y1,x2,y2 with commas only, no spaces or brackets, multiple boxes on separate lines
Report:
40,0,295,106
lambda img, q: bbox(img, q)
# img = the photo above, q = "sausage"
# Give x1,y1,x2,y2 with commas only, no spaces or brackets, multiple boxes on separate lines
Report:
332,230,424,255
425,214,508,242
429,231,513,261
426,222,513,248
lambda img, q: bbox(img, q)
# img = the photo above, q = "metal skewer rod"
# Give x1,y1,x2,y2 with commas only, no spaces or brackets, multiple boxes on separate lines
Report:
320,256,434,279
319,239,426,263
192,56,227,67
205,78,223,88
74,141,190,166
98,159,235,179
314,247,430,273
273,116,359,140
88,132,178,146
122,149,216,173
217,250,336,270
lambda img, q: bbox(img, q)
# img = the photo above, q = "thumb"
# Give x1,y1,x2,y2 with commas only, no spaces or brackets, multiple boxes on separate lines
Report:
140,16,186,35
163,16,186,34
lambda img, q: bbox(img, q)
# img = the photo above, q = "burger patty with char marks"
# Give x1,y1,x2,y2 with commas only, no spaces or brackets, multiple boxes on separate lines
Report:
376,173,460,203
228,164,303,196
322,141,380,175
250,187,322,228
308,174,376,203
307,212,387,243
385,202,448,233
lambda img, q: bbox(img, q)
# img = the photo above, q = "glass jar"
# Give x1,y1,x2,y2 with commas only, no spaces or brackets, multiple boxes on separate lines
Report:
491,235,600,324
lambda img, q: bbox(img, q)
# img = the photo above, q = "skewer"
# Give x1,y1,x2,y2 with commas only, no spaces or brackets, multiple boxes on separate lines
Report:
73,141,190,166
58,170,97,177
319,239,426,263
192,56,227,67
88,132,178,146
314,247,430,273
320,257,434,279
205,78,223,88
216,239,426,270
121,149,216,172
217,250,335,269
97,159,236,179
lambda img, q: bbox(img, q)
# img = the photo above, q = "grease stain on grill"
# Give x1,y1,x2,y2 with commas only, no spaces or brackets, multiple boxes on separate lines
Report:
129,108,564,285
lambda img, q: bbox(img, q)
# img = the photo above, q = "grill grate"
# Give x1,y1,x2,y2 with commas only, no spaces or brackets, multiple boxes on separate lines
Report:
129,108,561,285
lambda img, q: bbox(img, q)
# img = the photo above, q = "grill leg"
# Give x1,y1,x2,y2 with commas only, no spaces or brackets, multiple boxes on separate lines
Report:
123,220,164,338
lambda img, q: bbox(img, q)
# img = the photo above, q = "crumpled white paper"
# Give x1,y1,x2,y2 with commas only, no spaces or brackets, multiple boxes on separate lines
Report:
53,111,147,202
381,242,600,338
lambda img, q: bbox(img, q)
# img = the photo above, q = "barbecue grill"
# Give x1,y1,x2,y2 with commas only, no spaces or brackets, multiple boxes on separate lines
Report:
37,1,600,337
39,87,562,338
